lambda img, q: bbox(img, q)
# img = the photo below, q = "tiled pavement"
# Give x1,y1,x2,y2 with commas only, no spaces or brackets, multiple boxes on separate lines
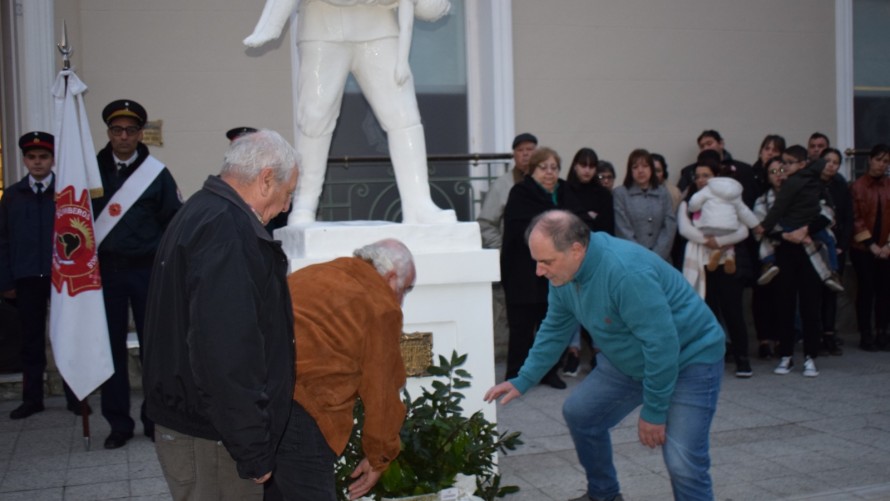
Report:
2,334,890,500
495,339,890,501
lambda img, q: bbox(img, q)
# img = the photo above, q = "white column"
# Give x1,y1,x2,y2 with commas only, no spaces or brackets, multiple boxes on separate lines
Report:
466,0,515,213
835,0,854,179
18,0,55,134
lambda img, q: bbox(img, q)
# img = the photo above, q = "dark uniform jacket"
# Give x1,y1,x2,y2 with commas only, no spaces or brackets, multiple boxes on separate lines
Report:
0,175,54,289
142,175,295,480
93,142,180,260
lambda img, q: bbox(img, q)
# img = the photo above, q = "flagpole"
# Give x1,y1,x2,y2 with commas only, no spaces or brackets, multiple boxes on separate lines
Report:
56,21,91,451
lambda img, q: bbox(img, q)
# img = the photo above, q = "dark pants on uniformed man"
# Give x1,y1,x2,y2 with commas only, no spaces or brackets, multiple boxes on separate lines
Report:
16,276,79,406
99,259,153,436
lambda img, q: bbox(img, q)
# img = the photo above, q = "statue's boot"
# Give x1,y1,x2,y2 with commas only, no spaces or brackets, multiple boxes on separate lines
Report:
388,124,457,224
288,132,333,225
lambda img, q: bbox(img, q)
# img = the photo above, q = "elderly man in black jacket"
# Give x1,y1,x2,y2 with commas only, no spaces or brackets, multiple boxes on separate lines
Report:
143,129,299,499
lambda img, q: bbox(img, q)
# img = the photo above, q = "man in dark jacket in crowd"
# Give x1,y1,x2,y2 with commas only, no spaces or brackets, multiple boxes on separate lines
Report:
143,129,299,499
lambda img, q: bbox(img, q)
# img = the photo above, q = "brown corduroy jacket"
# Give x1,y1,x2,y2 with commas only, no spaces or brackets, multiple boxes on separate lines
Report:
288,257,407,472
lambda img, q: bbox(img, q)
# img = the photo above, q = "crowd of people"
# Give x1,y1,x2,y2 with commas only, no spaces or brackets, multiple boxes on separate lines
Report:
480,130,890,387
1,104,417,499
481,130,889,501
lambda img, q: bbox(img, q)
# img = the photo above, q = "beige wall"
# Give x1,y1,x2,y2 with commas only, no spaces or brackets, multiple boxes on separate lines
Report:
512,0,837,181
52,0,837,195
58,0,295,197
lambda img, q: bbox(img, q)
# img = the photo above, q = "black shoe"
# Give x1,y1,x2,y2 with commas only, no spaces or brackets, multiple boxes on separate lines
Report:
563,351,580,377
821,335,843,356
860,341,879,352
735,359,753,378
144,427,155,442
67,401,92,416
104,431,134,449
542,372,567,389
758,343,773,360
9,401,44,420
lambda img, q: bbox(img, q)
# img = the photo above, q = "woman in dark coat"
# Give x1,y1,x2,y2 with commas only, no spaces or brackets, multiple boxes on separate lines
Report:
501,146,581,388
565,147,615,235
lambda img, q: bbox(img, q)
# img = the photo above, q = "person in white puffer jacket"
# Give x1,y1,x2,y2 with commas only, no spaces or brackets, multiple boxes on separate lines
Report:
688,172,760,273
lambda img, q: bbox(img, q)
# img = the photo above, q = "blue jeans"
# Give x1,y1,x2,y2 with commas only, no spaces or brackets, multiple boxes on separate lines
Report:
563,354,723,501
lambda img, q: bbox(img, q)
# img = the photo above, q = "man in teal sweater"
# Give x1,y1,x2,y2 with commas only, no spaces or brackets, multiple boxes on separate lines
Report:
485,210,725,501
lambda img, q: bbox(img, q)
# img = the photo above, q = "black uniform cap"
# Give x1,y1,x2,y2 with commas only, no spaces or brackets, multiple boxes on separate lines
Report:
102,99,147,127
226,127,258,142
18,131,54,154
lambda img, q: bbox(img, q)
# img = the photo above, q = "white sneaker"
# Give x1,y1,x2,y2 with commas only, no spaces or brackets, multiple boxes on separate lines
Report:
774,356,793,375
803,356,819,377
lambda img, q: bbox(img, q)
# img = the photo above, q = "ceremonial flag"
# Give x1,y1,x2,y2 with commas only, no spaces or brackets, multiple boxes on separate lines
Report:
49,70,113,400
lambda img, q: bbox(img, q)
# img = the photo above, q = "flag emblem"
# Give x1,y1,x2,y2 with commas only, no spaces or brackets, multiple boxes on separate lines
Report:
52,185,101,296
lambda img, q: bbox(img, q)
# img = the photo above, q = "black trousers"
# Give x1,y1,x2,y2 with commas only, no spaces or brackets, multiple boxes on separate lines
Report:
264,400,337,501
821,254,847,333
99,264,152,435
850,249,890,338
704,267,750,361
504,302,562,382
752,279,781,344
15,276,78,405
775,243,823,358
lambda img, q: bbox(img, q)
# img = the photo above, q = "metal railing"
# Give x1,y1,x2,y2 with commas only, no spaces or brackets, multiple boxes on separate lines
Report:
315,153,513,222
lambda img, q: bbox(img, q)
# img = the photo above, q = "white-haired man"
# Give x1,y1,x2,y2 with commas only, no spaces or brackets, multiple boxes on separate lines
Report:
266,238,414,501
143,129,299,499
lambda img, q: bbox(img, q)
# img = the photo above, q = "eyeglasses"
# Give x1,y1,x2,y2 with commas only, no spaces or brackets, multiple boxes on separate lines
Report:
109,125,142,136
537,164,559,173
597,174,614,180
769,167,786,175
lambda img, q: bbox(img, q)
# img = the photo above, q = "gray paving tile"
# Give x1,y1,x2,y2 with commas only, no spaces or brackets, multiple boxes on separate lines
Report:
0,487,64,500
67,449,128,468
65,463,129,487
0,467,66,492
129,476,170,497
62,480,129,500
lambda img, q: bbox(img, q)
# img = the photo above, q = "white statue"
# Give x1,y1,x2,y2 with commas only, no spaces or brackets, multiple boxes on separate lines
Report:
245,0,457,225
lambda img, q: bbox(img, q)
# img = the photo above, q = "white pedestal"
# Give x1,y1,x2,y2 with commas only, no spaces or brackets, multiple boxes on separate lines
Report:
276,221,500,423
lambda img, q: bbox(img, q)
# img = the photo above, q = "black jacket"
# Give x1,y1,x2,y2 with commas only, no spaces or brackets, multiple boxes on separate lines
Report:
94,142,181,258
0,175,55,289
501,177,582,305
566,179,615,235
823,173,853,251
143,175,295,479
760,159,830,233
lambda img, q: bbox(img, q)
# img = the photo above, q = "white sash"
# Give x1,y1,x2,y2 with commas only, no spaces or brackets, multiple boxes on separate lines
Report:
94,155,165,246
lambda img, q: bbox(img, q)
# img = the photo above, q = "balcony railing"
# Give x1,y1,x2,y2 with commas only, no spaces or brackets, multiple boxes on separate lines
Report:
315,153,513,222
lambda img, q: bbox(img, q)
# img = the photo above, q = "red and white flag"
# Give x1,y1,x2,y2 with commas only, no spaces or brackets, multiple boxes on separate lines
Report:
49,70,113,401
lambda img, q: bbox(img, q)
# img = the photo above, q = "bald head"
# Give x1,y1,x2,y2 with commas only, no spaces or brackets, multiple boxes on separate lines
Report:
526,210,590,251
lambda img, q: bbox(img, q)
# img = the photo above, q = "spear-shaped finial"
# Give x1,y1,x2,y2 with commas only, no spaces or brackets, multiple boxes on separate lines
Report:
57,20,72,70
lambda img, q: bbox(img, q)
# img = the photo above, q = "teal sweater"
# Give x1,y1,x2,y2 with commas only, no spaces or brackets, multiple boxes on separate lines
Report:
510,232,725,424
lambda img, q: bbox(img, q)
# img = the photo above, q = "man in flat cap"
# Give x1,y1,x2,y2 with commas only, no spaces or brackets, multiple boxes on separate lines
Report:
93,99,182,449
476,132,538,370
1,132,84,419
